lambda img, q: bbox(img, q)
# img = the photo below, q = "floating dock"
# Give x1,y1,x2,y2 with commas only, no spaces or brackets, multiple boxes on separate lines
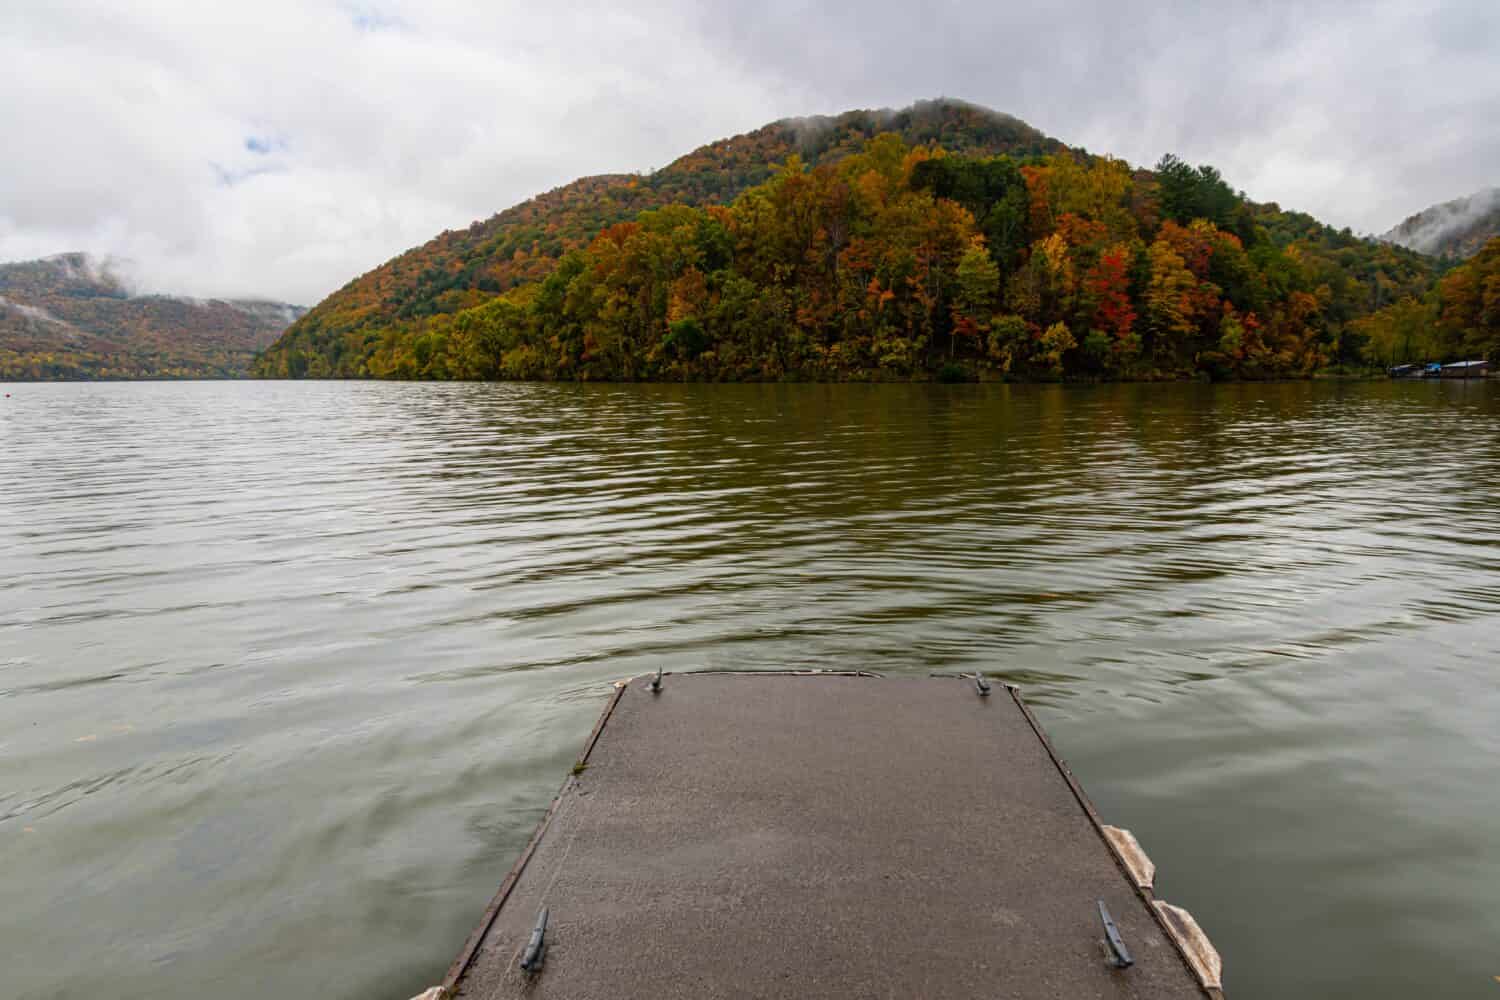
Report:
426,671,1223,999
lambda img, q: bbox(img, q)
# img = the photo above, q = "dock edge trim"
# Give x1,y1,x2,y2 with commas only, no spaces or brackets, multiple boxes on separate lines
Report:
439,679,629,993
1005,684,1225,999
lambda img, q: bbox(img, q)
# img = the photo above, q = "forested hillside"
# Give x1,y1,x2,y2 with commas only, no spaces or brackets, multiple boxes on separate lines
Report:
1355,236,1500,365
0,254,304,379
256,100,1444,382
256,101,1064,376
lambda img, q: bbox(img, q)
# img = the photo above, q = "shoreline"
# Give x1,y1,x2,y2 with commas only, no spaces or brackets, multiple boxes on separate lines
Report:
5,372,1493,386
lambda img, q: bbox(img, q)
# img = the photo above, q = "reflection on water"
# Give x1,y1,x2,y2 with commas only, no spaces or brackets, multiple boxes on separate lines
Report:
1,379,1498,999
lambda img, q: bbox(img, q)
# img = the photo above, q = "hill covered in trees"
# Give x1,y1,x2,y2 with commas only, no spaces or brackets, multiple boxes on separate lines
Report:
258,101,1064,377
1,254,304,379
257,99,1451,382
1355,235,1500,366
1382,189,1500,261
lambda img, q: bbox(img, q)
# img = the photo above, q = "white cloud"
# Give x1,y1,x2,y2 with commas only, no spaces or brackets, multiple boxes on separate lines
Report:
1,0,1496,305
0,0,790,303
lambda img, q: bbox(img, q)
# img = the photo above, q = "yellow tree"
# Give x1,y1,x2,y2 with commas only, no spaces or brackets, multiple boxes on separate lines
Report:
1144,239,1200,368
952,235,1000,358
1354,296,1438,365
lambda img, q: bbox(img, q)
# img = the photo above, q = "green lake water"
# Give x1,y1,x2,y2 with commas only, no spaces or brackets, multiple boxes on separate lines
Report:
2,379,1498,998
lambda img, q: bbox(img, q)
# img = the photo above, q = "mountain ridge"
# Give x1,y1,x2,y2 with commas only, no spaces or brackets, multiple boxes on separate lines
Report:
1381,188,1500,260
0,253,305,379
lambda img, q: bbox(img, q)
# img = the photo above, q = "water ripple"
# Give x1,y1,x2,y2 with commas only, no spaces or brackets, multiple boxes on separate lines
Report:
0,379,1498,999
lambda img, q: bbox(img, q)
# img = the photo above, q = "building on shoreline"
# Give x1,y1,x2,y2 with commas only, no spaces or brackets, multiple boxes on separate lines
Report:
1440,360,1491,378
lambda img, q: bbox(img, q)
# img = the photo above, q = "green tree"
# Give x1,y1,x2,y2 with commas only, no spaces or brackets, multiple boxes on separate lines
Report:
1155,154,1239,229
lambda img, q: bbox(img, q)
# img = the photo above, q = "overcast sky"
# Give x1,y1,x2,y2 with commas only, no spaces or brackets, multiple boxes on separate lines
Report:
2,1,1496,305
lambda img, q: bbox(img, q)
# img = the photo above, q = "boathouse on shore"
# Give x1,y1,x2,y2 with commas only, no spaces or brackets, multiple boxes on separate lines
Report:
1440,359,1491,378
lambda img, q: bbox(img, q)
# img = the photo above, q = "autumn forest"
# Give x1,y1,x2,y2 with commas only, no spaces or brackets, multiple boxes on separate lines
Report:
254,104,1497,383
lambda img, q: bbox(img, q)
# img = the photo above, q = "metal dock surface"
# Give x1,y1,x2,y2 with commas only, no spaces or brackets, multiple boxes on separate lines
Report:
436,672,1223,999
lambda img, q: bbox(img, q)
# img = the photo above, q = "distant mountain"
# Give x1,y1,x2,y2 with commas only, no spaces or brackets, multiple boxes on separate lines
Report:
1381,188,1500,260
0,253,305,379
